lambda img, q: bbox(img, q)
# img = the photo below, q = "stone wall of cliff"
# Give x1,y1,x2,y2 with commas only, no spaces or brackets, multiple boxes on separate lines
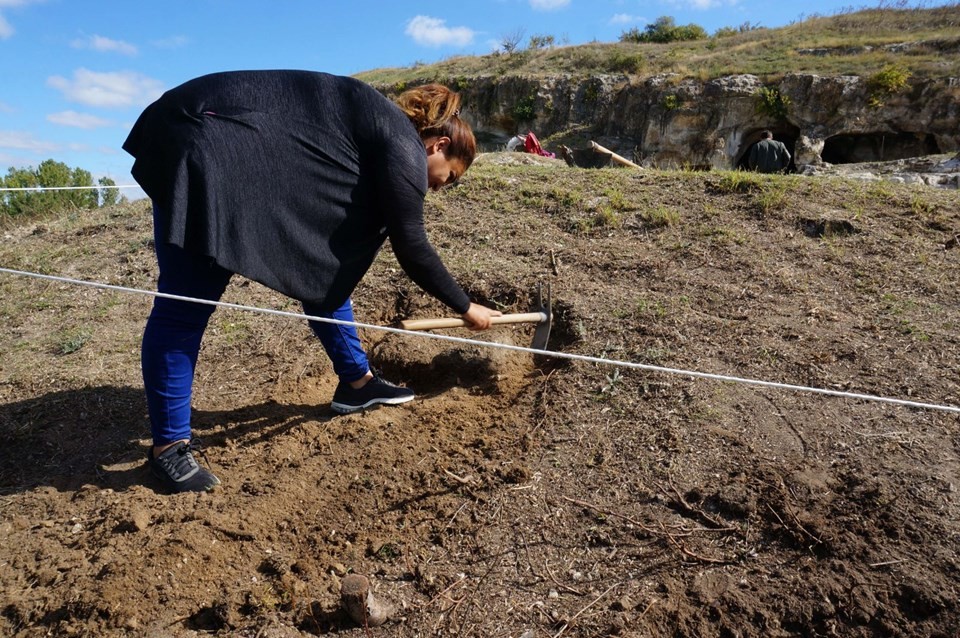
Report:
440,73,960,170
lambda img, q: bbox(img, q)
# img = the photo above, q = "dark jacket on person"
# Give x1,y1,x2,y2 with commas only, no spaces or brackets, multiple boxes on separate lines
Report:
748,138,791,174
123,70,470,313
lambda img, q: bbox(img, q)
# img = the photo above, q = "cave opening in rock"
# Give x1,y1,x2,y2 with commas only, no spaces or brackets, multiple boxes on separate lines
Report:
821,132,941,164
474,130,510,152
735,127,800,172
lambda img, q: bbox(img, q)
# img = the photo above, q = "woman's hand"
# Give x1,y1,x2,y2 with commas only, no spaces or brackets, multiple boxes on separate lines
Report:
461,303,502,330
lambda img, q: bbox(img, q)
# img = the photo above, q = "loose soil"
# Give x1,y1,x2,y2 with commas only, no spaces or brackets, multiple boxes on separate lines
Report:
1,157,959,637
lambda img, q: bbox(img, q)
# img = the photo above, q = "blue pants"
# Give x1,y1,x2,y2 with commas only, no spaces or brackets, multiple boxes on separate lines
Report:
142,219,369,445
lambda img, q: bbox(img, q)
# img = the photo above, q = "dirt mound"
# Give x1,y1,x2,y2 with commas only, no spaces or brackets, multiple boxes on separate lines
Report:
1,163,959,636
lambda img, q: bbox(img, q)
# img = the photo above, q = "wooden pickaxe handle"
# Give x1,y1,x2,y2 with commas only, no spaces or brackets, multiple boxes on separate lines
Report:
400,311,547,331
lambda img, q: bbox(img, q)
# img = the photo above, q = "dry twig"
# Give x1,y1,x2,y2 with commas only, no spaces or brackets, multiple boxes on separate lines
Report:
420,575,468,610
551,582,620,638
561,496,732,536
563,496,736,564
543,560,584,596
765,502,823,546
662,525,736,564
658,481,728,529
637,597,658,619
443,468,474,485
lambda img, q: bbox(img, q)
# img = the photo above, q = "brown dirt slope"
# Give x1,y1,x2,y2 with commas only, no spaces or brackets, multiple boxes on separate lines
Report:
1,159,959,637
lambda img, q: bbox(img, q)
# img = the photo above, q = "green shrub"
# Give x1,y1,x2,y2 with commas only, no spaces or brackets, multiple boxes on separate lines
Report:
607,51,646,74
1,160,120,220
56,329,91,355
714,21,763,38
620,16,708,44
663,94,680,110
673,24,709,41
583,83,600,104
512,95,537,122
755,86,791,119
715,171,764,194
619,27,644,43
529,34,555,49
605,188,632,211
756,185,787,215
866,64,911,108
641,205,680,228
594,206,621,228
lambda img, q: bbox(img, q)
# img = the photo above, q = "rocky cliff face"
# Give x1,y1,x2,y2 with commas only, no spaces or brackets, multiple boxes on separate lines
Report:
449,73,960,171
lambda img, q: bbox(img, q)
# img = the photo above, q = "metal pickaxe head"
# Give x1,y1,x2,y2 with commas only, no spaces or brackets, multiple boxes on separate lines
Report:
530,281,552,351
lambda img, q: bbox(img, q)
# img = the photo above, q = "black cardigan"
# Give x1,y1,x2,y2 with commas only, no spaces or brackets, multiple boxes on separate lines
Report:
123,70,470,313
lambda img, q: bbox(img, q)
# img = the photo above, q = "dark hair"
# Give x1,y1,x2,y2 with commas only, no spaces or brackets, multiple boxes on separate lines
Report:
395,84,477,169
760,130,773,139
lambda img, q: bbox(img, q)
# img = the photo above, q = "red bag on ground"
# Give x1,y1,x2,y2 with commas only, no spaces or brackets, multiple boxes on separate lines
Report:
523,131,555,158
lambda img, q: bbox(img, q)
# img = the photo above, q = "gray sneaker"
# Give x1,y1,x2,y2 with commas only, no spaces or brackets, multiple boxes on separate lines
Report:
148,441,221,493
331,374,415,414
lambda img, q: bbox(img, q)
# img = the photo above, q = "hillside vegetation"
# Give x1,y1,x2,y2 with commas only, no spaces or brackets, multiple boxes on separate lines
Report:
356,3,960,85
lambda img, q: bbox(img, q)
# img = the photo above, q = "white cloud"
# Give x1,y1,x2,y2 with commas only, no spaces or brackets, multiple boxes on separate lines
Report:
666,0,736,9
530,0,570,10
47,110,113,129
152,35,188,49
405,15,475,47
0,101,12,113
46,69,165,109
71,34,138,56
0,13,13,38
610,13,645,25
0,131,59,153
0,0,45,39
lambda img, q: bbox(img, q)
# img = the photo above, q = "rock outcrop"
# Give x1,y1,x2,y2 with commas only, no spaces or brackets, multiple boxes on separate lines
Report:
430,73,960,172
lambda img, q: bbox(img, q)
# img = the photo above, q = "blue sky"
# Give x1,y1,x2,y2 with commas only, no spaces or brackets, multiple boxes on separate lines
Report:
0,0,944,191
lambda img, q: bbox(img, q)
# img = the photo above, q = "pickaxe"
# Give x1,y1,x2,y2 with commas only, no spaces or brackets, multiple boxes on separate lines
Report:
399,283,552,350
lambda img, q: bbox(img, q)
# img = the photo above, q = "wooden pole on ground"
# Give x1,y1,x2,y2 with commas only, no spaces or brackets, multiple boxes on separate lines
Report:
590,141,643,169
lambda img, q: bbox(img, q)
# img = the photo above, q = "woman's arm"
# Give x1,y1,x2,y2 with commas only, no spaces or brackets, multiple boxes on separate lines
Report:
388,200,471,314
375,130,500,327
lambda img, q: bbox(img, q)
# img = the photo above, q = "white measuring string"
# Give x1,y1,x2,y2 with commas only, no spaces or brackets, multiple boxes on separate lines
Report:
0,185,141,192
1,265,958,415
